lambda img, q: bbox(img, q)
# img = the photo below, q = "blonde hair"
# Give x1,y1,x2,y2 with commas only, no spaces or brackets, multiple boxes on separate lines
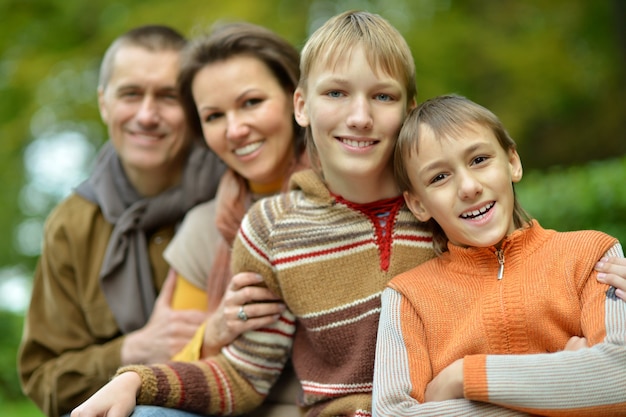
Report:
299,10,416,171
394,94,531,254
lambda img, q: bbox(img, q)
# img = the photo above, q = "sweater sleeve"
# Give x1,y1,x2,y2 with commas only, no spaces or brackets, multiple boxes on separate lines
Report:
115,303,295,415
115,206,296,415
373,288,527,417
114,306,293,415
464,242,626,416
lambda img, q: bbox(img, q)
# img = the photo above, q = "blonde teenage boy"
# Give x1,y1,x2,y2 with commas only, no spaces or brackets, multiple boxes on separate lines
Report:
72,10,435,417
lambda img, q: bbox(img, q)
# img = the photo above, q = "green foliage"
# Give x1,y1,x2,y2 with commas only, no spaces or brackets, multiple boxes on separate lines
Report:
2,399,43,417
0,310,26,401
518,156,626,244
403,0,625,170
1,0,624,271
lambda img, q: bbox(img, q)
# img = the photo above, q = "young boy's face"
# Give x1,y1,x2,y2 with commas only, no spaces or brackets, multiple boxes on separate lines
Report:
294,45,408,193
403,122,523,248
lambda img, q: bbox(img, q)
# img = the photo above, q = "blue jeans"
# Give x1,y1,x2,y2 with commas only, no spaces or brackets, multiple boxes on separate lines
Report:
131,405,213,417
63,405,212,417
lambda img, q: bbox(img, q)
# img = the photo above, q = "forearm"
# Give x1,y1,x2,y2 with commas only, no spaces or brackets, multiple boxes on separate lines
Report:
374,290,523,416
119,356,264,415
119,309,295,415
464,343,626,416
374,398,529,416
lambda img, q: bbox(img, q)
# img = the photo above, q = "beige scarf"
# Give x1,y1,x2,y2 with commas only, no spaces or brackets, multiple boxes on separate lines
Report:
76,141,225,333
206,152,310,312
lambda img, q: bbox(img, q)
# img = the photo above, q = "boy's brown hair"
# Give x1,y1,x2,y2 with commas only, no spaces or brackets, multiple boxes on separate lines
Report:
395,94,531,254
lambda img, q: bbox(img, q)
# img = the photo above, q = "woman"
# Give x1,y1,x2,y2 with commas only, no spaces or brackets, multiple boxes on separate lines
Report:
164,22,308,416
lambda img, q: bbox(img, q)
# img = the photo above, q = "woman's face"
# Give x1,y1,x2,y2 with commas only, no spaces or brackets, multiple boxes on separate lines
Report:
192,55,295,185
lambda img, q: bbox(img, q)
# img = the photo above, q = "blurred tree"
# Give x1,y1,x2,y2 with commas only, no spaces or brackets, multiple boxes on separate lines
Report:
0,309,24,401
400,0,625,169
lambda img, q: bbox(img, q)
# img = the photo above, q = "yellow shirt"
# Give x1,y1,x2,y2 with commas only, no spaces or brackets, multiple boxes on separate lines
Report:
171,274,207,361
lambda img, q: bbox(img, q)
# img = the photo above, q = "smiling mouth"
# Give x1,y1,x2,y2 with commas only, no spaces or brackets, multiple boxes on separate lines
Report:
340,138,376,148
131,131,163,140
234,141,263,156
460,202,495,219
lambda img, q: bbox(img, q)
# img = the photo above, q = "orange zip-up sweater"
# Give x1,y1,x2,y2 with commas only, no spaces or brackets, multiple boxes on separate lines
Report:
373,221,626,416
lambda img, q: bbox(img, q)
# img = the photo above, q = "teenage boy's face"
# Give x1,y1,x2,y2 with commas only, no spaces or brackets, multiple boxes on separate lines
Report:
403,123,523,248
294,45,407,189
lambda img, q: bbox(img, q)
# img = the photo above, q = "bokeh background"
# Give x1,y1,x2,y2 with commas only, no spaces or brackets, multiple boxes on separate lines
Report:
1,0,624,414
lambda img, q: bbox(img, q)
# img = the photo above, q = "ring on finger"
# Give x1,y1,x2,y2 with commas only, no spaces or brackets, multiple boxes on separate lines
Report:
238,305,248,321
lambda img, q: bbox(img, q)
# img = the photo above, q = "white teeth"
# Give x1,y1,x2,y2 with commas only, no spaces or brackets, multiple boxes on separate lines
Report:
461,202,494,219
234,141,263,156
341,138,374,148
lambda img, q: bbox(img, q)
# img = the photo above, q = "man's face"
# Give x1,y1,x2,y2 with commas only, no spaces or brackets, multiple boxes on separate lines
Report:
98,45,189,184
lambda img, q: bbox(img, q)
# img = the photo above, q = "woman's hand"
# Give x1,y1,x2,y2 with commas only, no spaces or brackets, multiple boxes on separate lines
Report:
596,257,626,300
71,372,140,417
202,272,285,357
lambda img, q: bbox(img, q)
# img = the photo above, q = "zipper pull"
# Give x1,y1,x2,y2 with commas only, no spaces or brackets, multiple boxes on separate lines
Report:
496,249,505,280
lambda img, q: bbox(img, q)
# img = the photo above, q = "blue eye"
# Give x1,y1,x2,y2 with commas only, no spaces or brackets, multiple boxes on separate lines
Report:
327,90,343,98
375,93,393,102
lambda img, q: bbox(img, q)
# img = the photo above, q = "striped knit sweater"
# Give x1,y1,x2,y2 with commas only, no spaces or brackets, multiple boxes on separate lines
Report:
118,169,434,416
373,221,626,416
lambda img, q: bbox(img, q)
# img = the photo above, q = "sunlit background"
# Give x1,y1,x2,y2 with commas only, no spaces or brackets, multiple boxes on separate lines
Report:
1,0,625,413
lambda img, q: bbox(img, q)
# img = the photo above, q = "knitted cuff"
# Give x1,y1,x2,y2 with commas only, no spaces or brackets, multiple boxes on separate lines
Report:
462,354,489,402
115,365,158,405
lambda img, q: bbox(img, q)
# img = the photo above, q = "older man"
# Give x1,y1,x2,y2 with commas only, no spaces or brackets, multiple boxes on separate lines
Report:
18,25,225,417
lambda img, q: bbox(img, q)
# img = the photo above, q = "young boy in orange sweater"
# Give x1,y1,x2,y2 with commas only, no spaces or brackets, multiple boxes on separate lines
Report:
373,94,626,416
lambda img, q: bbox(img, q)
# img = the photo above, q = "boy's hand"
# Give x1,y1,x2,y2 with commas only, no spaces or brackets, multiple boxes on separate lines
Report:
71,371,140,417
564,336,588,351
424,358,464,402
596,257,626,300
